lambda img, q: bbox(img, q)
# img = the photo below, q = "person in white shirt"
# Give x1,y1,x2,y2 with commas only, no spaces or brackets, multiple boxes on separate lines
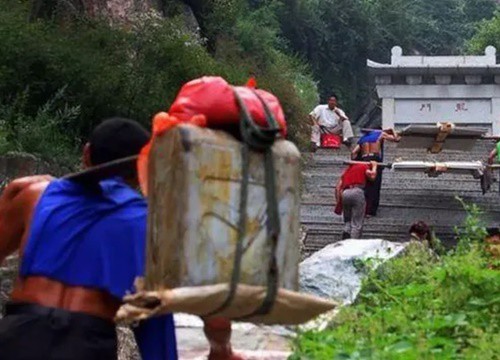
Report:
309,94,354,149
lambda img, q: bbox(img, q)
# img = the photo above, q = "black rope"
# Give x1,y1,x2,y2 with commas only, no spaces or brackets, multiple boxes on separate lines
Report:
203,89,282,318
203,142,250,317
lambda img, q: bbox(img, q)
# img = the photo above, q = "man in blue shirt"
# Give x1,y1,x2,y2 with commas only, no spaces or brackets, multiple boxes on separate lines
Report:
0,118,179,359
0,117,242,360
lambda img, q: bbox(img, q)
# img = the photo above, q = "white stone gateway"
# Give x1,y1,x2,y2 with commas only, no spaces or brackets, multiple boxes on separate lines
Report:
368,46,500,134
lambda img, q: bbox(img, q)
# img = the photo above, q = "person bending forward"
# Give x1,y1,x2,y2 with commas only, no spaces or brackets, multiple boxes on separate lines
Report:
335,162,377,239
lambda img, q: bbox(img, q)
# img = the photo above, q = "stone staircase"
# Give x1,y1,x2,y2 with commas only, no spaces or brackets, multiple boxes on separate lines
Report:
301,139,500,256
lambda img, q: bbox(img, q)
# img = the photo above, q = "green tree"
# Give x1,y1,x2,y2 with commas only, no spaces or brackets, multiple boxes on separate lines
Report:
278,0,497,116
466,10,500,53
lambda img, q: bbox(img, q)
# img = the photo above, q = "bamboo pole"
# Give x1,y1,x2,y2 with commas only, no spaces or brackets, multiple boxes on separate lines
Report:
342,160,392,168
360,128,398,134
63,155,139,183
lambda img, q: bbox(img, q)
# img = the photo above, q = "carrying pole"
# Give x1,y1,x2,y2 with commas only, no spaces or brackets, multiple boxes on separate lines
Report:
482,136,500,141
342,160,392,168
62,155,139,184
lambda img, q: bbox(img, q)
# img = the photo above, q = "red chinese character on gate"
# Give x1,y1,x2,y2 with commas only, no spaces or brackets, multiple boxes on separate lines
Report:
455,102,468,112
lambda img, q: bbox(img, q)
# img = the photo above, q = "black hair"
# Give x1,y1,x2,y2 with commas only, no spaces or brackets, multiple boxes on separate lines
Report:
329,93,338,100
89,117,150,178
486,227,500,237
409,221,431,240
89,117,150,165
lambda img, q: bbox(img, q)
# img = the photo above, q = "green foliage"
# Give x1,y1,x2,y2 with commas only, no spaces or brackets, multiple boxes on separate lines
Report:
292,203,500,360
278,0,498,114
2,0,496,160
466,10,500,53
0,87,80,166
0,3,225,133
207,0,318,147
454,197,488,254
0,0,318,158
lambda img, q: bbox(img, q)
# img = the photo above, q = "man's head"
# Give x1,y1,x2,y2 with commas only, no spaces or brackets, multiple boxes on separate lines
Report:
327,94,338,110
486,227,500,243
83,117,150,182
409,221,431,241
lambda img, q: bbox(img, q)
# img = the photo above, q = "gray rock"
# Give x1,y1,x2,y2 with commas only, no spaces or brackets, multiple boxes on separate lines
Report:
299,239,408,305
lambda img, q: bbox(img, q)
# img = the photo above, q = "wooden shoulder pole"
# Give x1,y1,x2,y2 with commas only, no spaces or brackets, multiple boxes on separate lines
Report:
342,160,392,168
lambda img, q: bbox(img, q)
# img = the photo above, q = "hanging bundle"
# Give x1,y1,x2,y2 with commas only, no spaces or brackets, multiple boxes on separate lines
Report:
117,77,336,325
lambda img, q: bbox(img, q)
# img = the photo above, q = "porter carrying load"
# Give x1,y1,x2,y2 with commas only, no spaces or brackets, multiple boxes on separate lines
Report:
397,122,488,153
390,161,494,194
116,77,336,325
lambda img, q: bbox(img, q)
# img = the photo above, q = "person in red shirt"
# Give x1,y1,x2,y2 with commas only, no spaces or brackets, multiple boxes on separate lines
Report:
335,162,377,239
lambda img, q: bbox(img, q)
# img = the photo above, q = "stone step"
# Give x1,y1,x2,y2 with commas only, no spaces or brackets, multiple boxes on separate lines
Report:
300,196,499,212
301,204,492,221
305,170,497,183
311,153,493,163
302,219,463,237
302,187,495,197
305,222,457,234
301,139,500,254
302,181,488,195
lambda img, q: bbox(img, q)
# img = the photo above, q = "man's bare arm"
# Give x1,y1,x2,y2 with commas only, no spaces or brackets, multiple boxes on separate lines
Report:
351,145,360,160
335,178,343,202
488,148,497,164
382,131,401,142
0,176,51,264
366,162,378,181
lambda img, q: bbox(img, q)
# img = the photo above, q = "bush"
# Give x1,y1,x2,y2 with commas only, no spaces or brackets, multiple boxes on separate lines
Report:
210,1,318,148
292,200,500,360
0,0,318,158
0,87,80,166
466,10,500,53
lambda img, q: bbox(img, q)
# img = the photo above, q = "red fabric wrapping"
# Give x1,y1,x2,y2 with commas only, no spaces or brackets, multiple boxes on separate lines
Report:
320,133,341,148
168,76,287,136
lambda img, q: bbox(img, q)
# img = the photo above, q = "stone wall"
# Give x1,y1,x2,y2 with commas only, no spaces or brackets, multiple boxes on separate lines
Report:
0,152,70,188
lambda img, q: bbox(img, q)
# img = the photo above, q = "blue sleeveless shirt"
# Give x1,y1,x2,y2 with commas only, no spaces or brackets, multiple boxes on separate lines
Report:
358,130,384,161
358,130,382,146
20,178,177,360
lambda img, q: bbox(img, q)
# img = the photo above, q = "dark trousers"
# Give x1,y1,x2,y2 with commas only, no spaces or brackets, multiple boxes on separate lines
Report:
0,303,117,360
361,154,383,216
